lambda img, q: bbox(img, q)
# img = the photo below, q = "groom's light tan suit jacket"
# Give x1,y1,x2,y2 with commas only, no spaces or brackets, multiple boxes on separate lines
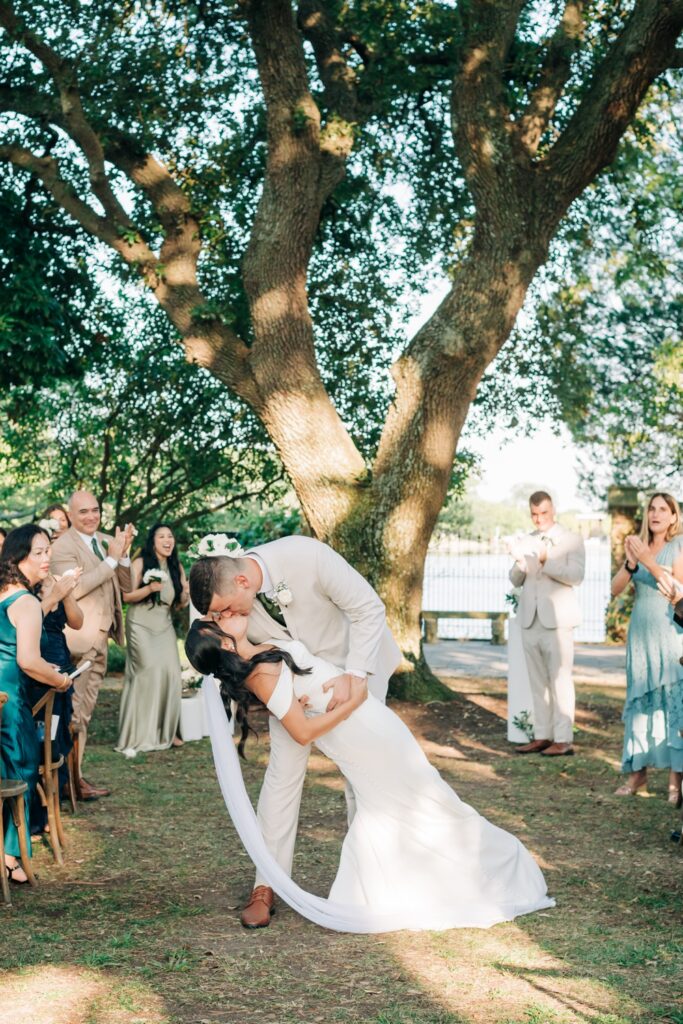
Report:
50,526,132,656
245,535,401,697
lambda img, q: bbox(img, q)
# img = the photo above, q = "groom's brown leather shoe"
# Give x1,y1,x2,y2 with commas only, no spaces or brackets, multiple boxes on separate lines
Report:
540,742,574,757
514,739,552,754
240,886,276,929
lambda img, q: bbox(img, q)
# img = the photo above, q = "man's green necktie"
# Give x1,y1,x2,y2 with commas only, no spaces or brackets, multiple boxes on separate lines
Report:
257,591,286,628
91,537,104,561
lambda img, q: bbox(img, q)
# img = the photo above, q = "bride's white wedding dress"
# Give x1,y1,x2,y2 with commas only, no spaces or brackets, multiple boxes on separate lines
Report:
204,639,554,933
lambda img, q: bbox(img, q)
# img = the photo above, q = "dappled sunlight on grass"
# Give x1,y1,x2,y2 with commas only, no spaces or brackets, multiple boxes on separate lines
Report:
0,965,168,1024
384,925,643,1024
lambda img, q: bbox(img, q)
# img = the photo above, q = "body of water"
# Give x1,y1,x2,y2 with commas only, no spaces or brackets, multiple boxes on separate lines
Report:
423,540,611,643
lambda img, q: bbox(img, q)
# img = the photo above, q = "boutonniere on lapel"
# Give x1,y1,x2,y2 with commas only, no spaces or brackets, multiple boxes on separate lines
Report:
273,581,293,607
540,535,555,547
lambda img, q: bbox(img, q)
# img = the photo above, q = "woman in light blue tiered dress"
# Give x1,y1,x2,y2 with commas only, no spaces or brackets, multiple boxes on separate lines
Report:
611,493,683,802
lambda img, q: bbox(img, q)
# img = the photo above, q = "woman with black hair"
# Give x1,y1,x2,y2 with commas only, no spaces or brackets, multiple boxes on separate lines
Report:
116,524,189,756
185,613,554,933
0,525,72,882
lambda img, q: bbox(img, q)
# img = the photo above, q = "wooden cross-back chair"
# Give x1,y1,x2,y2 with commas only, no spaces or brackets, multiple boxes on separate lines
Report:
0,692,36,906
31,689,66,866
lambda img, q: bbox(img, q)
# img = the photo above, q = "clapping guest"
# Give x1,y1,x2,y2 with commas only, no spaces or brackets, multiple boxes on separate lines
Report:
0,526,72,882
612,493,683,802
28,567,84,825
116,523,189,756
49,491,134,800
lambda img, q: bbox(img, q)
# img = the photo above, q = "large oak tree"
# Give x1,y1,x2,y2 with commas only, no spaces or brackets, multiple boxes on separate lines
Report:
1,0,682,697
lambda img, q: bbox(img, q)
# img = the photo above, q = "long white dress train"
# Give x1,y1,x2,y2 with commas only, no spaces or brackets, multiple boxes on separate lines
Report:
204,640,554,933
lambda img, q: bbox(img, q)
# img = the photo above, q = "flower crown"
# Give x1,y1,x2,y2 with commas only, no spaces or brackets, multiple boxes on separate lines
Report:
188,533,245,560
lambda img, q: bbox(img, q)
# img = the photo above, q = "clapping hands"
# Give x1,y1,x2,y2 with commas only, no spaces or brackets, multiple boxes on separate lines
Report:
657,570,683,604
624,534,647,565
108,522,137,560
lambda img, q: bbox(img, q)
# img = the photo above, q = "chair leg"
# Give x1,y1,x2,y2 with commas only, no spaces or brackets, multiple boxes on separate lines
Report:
52,769,67,849
65,750,78,813
70,729,82,802
12,794,37,886
0,799,11,907
42,778,64,867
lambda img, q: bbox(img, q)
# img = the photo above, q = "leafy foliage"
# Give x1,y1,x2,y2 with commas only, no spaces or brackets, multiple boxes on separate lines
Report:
0,294,285,533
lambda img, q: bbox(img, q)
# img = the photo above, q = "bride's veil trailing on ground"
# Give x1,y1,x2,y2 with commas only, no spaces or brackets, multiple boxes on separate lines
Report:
203,679,554,934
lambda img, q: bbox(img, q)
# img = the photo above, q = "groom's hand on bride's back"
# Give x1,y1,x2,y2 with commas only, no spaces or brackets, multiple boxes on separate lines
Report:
323,674,368,711
323,673,354,710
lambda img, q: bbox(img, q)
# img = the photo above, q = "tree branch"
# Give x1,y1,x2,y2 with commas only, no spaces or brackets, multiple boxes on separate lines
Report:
0,0,132,226
451,0,531,213
516,0,585,156
545,0,683,207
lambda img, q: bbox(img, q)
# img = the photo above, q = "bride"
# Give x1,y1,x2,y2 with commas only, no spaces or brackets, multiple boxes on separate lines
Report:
186,616,554,933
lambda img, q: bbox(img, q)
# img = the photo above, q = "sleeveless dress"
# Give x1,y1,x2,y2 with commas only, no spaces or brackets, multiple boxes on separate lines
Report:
204,640,554,932
26,601,75,823
0,591,40,859
116,575,181,753
622,536,683,773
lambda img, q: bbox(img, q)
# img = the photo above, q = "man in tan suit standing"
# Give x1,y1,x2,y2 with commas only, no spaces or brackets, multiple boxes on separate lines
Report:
189,534,401,929
50,491,135,799
508,491,585,758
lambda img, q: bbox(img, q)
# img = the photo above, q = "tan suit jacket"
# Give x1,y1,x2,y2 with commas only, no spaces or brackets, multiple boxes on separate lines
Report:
509,524,585,630
50,526,132,655
246,536,401,698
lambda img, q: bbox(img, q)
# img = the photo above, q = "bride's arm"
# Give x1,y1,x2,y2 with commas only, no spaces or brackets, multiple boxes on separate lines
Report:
247,664,367,745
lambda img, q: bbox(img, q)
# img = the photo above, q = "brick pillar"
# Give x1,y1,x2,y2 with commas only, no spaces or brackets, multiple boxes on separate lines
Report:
606,485,640,642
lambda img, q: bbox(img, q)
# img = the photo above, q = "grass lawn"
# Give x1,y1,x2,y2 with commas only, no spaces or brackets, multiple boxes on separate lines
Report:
1,671,681,1024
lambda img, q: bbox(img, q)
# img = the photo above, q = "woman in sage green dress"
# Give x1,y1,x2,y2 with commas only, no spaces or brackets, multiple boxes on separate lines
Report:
0,525,73,882
611,493,683,802
116,524,189,756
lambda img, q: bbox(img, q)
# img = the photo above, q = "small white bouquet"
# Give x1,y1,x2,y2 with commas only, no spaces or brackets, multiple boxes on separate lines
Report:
142,568,169,604
190,534,245,559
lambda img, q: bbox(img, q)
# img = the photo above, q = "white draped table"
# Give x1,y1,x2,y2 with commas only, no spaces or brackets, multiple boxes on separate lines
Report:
506,613,535,743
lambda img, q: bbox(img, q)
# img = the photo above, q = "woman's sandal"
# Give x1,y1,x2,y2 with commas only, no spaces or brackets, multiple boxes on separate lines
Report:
5,861,29,884
614,771,647,797
667,778,683,808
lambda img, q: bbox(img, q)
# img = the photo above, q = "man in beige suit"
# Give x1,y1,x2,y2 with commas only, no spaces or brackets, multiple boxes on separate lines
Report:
508,491,585,758
50,491,135,799
190,534,401,928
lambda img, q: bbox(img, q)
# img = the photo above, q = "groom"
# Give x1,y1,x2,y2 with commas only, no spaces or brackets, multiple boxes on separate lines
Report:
189,534,401,929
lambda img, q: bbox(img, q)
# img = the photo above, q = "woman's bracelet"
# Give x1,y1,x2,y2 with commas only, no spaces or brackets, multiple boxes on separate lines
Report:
624,561,637,575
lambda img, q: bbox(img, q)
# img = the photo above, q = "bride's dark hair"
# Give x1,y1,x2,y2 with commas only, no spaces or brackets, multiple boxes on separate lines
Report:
184,619,310,757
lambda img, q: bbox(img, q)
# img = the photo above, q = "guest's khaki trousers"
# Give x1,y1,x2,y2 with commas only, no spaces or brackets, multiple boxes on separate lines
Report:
521,614,575,744
71,641,108,766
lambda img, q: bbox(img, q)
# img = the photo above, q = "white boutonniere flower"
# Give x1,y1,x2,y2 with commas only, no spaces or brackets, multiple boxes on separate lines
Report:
540,535,556,547
193,534,245,559
274,581,293,607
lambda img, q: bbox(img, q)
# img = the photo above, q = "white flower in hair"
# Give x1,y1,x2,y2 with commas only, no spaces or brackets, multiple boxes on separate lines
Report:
196,534,245,559
38,518,61,536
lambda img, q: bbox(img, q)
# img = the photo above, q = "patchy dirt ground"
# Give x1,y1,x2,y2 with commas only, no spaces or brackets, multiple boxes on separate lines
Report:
1,674,681,1024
